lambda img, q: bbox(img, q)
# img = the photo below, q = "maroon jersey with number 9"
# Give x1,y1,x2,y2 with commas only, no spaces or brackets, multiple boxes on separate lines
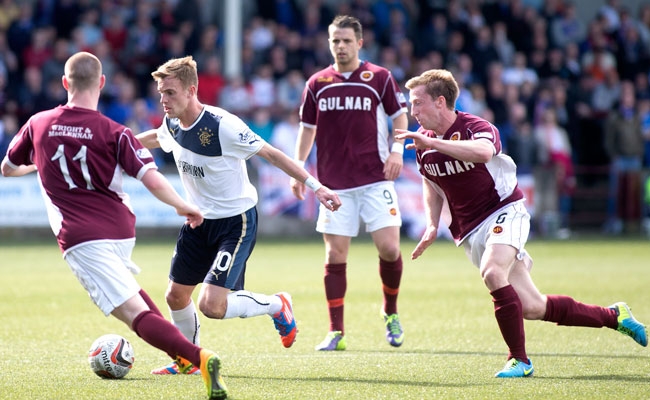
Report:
299,61,407,190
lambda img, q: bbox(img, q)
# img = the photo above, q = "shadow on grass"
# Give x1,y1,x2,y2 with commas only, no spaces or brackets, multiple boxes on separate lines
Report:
534,375,649,382
353,349,649,362
224,374,486,388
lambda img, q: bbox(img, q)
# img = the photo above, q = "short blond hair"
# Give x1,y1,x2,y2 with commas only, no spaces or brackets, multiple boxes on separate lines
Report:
151,56,198,89
64,52,102,91
405,69,459,110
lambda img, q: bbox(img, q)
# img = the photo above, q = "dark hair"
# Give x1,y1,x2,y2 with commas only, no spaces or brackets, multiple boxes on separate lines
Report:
330,15,363,40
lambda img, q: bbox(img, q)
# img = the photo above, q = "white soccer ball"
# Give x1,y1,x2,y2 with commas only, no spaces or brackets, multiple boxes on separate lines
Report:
88,334,135,379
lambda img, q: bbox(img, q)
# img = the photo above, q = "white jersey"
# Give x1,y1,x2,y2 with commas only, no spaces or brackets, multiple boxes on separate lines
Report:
156,105,264,219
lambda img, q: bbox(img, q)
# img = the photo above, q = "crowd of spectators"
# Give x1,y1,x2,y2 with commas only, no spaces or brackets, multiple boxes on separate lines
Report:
1,0,650,234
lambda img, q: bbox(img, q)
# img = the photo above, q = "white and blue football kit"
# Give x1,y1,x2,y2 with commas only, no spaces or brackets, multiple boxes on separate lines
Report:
157,105,265,289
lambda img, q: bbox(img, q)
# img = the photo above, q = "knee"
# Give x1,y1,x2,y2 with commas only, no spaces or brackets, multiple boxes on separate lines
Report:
165,289,190,310
378,245,401,262
198,298,226,319
481,266,507,290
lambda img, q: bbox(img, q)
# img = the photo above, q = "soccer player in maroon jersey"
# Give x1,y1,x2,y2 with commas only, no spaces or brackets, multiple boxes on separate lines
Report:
1,52,227,399
290,15,409,351
396,68,647,378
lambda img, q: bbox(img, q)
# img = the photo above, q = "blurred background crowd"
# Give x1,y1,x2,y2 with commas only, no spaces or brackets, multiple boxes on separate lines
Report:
1,0,649,237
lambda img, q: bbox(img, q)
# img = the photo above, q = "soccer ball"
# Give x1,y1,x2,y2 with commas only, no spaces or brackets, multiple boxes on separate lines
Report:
88,334,135,379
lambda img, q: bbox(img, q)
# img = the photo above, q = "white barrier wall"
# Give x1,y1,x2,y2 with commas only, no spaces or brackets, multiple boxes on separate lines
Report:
0,174,187,228
0,166,535,239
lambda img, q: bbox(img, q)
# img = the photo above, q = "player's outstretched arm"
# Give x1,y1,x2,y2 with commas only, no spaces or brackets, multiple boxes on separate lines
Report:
256,143,341,211
412,178,444,260
396,129,494,163
289,124,317,200
135,129,161,149
140,169,204,228
1,157,37,177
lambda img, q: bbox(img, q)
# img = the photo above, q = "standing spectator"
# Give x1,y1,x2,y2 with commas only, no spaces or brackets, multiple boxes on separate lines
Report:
249,63,277,110
6,3,36,70
42,38,71,89
492,21,515,67
290,15,409,351
533,108,575,238
22,27,54,70
0,112,18,157
506,104,537,176
1,51,227,400
276,69,306,112
501,52,539,87
396,68,647,379
123,6,159,90
219,75,253,118
103,76,137,125
603,81,646,234
550,1,586,49
417,12,450,58
467,25,500,86
196,54,225,106
0,30,19,95
192,24,222,72
74,8,103,50
591,69,622,117
102,11,128,61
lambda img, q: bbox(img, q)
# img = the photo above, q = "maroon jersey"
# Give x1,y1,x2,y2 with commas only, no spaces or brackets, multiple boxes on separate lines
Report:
300,61,407,189
415,111,524,243
5,105,157,251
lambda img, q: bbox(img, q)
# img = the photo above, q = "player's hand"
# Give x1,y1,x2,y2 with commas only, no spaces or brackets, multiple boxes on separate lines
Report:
383,152,403,181
395,129,434,151
411,225,437,260
315,186,341,211
177,204,204,229
290,177,307,200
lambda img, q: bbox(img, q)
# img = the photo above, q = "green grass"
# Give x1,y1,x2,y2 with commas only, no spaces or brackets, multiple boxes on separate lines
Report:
1,237,649,399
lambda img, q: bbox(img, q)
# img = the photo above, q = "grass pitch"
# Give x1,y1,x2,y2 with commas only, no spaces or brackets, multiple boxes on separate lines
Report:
0,236,648,399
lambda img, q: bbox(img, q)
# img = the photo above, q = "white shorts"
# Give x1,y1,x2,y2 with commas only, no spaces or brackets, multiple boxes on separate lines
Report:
64,239,141,316
316,181,402,237
462,201,530,268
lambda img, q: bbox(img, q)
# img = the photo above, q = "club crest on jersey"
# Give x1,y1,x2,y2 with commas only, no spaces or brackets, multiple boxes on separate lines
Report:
492,225,504,234
450,132,461,141
197,127,213,147
360,71,374,81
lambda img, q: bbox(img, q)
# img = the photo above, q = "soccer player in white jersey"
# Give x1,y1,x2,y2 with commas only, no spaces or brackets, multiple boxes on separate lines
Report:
290,15,409,351
1,52,227,399
396,69,647,378
136,56,341,376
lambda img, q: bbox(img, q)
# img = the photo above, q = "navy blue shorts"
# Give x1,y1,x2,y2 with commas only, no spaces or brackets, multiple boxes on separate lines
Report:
169,207,257,290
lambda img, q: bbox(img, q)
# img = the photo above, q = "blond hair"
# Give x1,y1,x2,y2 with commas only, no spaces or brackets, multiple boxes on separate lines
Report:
405,69,459,110
151,56,198,89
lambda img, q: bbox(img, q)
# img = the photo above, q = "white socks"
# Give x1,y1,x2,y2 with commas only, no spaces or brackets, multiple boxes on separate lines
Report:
170,299,200,345
223,290,282,319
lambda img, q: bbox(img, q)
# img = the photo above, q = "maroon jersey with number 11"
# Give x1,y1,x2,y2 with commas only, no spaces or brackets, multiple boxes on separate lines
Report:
5,105,157,252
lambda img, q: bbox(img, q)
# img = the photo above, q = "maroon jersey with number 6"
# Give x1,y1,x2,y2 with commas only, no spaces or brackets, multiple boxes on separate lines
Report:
5,105,157,251
300,61,408,190
415,111,524,242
